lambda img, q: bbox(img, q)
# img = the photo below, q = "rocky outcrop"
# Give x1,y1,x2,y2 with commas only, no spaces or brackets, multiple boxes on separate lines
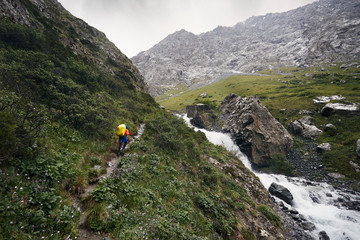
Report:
357,139,360,158
321,103,359,116
186,104,216,129
220,94,293,167
132,0,360,96
316,143,332,153
288,116,322,139
269,182,294,205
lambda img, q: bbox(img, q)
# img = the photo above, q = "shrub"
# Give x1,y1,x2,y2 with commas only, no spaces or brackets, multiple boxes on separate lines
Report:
258,205,280,226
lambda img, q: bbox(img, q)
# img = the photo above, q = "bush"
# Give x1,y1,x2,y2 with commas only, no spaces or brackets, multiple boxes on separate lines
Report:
258,205,280,226
268,153,296,176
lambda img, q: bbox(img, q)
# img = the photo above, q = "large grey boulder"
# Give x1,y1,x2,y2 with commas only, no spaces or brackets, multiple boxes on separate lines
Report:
220,93,293,167
321,103,359,117
357,139,360,158
268,182,294,205
288,116,322,139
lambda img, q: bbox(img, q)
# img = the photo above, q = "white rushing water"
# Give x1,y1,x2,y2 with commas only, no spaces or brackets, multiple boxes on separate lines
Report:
182,115,360,240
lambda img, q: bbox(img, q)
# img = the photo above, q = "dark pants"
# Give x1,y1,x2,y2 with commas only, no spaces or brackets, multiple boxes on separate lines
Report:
118,141,127,153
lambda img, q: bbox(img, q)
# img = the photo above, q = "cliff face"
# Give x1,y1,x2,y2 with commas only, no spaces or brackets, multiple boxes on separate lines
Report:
1,0,147,91
132,0,360,96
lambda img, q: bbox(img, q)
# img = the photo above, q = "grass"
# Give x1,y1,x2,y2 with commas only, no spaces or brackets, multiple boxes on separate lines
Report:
81,112,281,239
159,63,360,181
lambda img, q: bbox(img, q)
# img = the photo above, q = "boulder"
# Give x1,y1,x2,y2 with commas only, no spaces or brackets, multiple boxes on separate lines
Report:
328,173,345,179
186,104,216,129
321,103,359,117
324,123,336,132
288,116,322,139
220,94,293,167
357,139,360,158
186,104,210,118
319,231,330,240
313,95,345,104
301,221,316,231
316,143,332,153
199,92,207,98
268,182,294,205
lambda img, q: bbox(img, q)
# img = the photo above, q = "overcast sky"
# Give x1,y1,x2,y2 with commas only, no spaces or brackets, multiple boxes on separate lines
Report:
58,0,318,58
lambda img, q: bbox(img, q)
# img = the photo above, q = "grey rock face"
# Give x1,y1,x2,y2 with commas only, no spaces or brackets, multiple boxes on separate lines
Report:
220,94,293,167
268,182,294,205
357,139,360,158
321,103,359,116
288,116,322,139
132,0,360,96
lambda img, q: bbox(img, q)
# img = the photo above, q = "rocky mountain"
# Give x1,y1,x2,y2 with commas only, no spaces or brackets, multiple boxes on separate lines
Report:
132,0,360,96
1,0,146,91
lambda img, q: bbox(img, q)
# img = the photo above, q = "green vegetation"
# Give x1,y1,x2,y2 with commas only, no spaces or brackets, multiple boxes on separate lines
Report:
262,154,296,176
84,112,274,239
159,64,360,180
0,18,157,239
257,205,280,226
0,16,281,239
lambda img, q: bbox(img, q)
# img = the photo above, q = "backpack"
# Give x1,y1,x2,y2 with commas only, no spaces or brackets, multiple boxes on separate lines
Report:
116,124,126,136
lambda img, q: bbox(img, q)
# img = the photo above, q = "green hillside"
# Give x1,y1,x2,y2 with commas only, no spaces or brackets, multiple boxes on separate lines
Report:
0,2,288,239
159,65,360,182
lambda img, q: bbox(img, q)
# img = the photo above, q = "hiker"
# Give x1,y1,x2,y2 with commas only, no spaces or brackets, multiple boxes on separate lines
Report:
117,124,129,156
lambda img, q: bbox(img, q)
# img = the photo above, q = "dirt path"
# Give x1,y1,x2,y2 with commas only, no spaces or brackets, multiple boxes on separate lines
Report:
73,124,146,240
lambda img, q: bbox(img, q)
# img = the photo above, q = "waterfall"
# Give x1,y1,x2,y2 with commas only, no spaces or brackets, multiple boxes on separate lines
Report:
181,115,360,240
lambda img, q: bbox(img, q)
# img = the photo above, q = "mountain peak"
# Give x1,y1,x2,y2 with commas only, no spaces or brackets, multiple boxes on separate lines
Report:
132,0,360,97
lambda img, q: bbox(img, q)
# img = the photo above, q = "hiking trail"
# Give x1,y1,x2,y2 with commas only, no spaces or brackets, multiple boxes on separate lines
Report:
72,124,146,240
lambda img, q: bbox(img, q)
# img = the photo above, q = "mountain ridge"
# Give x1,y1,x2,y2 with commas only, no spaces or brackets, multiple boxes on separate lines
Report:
132,0,360,96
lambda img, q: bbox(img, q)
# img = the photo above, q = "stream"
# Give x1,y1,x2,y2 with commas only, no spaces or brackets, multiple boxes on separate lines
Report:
182,115,360,240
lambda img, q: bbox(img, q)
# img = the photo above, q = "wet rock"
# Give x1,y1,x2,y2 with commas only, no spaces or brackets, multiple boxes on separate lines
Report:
186,104,210,118
186,104,216,130
299,214,307,221
220,94,293,167
288,116,322,139
321,103,359,117
289,209,299,215
319,231,330,240
316,143,332,153
268,182,294,205
302,221,316,231
326,193,333,198
357,139,360,158
309,192,320,203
